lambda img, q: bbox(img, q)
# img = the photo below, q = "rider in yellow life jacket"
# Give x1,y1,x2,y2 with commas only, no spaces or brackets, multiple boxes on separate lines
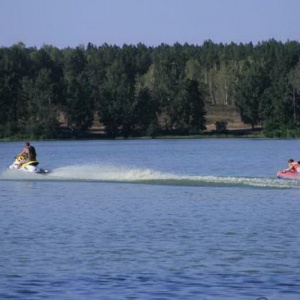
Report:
17,141,37,168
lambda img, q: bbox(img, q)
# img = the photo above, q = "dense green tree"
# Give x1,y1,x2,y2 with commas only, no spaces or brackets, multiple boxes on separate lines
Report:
133,86,159,136
287,61,300,122
63,47,94,137
172,79,206,133
64,73,94,136
1,40,300,138
20,69,60,138
98,60,136,136
235,61,269,129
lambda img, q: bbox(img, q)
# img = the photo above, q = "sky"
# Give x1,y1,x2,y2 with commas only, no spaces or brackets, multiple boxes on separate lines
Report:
1,0,300,49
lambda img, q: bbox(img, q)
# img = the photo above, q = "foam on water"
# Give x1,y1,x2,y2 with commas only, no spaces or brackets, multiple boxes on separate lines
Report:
51,164,175,181
1,163,300,189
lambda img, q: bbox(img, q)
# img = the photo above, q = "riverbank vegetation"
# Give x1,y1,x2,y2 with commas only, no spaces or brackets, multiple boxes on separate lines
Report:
1,39,300,139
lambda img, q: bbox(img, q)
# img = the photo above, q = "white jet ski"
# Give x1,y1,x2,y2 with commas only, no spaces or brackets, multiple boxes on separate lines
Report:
9,154,49,174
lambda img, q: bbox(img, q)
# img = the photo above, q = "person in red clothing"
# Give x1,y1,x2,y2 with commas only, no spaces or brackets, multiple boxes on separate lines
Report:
282,159,300,173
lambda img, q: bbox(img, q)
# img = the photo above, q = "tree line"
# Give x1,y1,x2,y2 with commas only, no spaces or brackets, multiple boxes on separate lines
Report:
1,39,300,139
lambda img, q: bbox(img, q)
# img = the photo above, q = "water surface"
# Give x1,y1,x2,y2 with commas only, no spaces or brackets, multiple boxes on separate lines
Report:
1,139,300,299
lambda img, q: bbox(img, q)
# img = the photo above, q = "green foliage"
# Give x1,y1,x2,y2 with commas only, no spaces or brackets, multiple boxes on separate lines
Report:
134,87,158,135
1,40,300,138
215,121,228,133
263,120,300,138
235,62,268,129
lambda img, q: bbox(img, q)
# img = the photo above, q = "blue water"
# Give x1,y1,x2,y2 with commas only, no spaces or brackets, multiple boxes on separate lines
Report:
1,139,300,299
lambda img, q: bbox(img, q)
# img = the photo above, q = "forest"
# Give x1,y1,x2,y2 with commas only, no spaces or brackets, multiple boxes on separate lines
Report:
1,39,300,139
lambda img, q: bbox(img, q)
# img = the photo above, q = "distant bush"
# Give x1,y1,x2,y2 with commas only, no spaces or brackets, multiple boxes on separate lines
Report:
215,121,228,133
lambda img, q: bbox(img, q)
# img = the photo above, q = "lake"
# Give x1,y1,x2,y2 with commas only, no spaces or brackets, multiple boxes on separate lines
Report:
1,139,300,299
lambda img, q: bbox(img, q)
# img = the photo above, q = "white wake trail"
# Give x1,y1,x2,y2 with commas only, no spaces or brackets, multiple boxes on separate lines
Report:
1,163,300,189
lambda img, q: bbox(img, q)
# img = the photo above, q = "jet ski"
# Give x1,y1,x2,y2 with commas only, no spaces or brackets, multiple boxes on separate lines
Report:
277,170,300,179
9,154,49,174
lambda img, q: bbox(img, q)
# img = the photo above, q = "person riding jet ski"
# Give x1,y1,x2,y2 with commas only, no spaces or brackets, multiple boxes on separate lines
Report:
281,159,300,173
17,141,37,168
